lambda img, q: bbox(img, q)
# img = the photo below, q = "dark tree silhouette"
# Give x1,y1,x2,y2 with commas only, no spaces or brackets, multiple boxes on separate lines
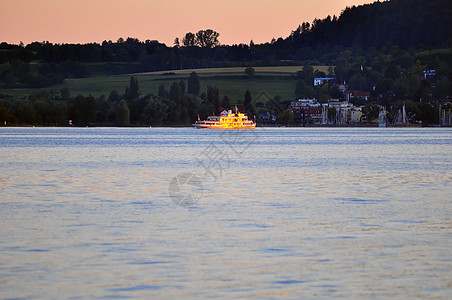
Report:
182,32,196,47
124,76,139,101
188,71,201,95
195,29,220,48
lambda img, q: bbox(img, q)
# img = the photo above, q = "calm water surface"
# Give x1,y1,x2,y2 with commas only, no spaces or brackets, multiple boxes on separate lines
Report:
0,127,451,299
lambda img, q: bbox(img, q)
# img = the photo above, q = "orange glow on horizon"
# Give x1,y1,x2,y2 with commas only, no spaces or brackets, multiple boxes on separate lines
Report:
1,0,375,46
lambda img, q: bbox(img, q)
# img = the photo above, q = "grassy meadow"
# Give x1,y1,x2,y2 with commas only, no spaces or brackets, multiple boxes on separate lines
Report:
0,66,330,103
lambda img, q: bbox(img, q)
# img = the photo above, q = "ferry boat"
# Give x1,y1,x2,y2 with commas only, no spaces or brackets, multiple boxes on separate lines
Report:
193,107,256,129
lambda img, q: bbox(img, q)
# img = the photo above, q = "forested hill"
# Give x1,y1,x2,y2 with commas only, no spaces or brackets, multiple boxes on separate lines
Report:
1,0,451,90
284,0,452,50
1,0,451,65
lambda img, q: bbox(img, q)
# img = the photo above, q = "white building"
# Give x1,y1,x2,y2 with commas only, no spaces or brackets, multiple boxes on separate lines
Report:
314,77,335,86
291,98,321,107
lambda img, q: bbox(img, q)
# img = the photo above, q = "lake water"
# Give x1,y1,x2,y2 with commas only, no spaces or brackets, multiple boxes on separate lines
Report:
1,127,451,299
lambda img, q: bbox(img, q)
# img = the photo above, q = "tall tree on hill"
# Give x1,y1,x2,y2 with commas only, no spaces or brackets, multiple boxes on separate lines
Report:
244,90,252,109
196,29,220,48
243,90,256,116
170,82,183,103
158,84,169,98
188,71,200,95
115,100,130,126
174,37,180,48
109,90,120,102
125,76,139,102
221,96,231,110
69,95,97,125
179,80,186,96
297,65,314,85
143,96,169,125
207,85,220,113
182,32,196,47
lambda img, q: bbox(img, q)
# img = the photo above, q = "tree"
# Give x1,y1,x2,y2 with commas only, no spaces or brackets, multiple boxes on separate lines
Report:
115,48,130,62
33,98,56,123
170,82,183,103
69,95,97,125
182,32,196,47
95,97,110,124
207,85,220,113
187,71,200,95
327,107,337,122
179,80,186,96
417,103,437,124
362,104,380,123
174,37,180,48
0,101,9,123
115,100,130,126
349,74,368,91
399,53,415,69
295,80,306,98
195,29,220,48
420,86,431,102
434,78,451,101
376,78,395,99
244,90,252,109
298,65,314,85
384,64,400,80
125,76,139,101
277,109,294,125
221,96,230,110
327,65,335,76
60,88,70,100
245,66,255,78
295,79,315,99
158,84,169,98
143,96,168,125
10,99,36,123
109,90,120,102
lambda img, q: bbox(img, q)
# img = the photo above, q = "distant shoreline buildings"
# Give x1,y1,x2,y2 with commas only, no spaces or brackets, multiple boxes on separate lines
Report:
289,98,363,125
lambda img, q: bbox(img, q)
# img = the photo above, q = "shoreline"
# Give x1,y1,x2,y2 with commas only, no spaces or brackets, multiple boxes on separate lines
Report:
2,124,451,128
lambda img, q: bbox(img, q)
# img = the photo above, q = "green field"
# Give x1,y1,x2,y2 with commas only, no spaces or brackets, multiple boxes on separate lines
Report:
0,66,329,103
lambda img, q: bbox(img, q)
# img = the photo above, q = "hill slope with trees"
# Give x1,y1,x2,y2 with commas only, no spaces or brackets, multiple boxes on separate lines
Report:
284,0,452,51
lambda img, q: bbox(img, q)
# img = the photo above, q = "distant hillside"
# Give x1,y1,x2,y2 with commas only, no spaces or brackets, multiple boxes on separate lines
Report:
284,0,452,50
1,0,452,91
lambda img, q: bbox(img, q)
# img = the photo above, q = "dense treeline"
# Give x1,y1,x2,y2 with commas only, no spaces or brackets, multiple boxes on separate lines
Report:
0,74,232,126
285,0,452,51
1,69,450,126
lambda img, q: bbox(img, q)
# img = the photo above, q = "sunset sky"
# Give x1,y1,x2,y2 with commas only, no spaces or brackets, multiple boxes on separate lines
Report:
1,0,375,46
